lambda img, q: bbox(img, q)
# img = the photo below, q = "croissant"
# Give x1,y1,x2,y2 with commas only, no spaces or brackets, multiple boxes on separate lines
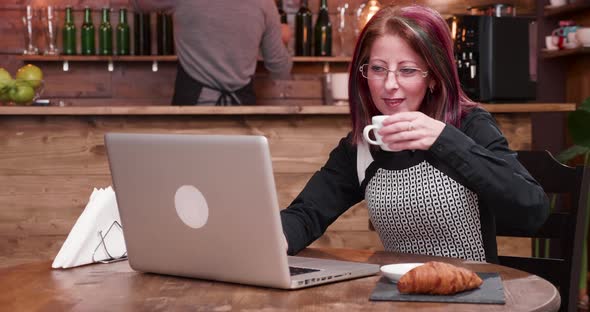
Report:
397,261,483,295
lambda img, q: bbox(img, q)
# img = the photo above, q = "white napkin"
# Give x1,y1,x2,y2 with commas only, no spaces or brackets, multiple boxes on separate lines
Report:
52,186,127,269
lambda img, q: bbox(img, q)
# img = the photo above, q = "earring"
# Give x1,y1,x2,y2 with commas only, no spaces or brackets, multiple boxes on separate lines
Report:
429,85,434,93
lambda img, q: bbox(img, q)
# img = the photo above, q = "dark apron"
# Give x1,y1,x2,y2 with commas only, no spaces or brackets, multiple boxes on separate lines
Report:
171,64,256,106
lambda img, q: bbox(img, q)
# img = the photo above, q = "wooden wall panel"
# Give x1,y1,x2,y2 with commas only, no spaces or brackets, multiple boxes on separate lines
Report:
567,57,590,106
0,10,25,54
494,114,532,150
42,63,113,97
111,63,176,99
255,79,323,99
0,116,351,175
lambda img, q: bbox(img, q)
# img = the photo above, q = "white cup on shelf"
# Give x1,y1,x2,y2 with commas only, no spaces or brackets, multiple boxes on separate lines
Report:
576,27,590,47
545,35,559,50
549,0,566,7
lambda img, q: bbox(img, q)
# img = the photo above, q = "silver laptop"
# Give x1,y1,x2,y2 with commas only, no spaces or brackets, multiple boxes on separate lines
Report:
105,133,379,289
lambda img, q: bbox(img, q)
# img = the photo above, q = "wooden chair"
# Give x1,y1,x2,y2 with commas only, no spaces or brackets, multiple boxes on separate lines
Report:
497,150,590,312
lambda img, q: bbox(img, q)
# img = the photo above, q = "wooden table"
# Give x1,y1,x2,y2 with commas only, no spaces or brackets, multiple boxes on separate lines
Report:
0,248,560,311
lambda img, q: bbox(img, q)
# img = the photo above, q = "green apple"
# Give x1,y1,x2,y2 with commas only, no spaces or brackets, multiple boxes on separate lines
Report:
15,64,43,89
8,81,35,105
0,68,11,82
0,88,10,102
0,76,15,103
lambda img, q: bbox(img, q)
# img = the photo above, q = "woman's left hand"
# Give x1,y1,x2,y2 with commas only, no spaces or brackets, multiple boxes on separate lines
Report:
378,111,446,151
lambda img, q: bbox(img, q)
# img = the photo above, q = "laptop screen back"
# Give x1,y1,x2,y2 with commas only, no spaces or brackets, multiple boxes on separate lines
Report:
105,133,292,288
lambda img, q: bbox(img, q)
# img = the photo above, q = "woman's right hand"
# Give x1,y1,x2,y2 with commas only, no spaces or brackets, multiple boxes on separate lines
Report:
380,111,446,151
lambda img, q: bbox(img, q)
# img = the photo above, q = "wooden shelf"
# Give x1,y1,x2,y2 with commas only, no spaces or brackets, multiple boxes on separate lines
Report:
16,55,178,62
0,103,576,116
16,55,352,63
292,56,351,62
544,0,590,17
541,47,590,58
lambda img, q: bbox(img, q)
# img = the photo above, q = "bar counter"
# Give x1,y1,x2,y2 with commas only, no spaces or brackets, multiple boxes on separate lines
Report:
0,103,575,267
0,103,577,115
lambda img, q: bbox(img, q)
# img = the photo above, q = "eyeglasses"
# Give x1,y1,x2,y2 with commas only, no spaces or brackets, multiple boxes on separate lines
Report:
359,64,429,83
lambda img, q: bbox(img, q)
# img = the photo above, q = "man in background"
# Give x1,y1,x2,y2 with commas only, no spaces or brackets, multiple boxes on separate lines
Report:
134,0,292,105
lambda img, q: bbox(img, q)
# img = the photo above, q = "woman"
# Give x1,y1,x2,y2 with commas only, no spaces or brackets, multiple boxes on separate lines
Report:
280,5,548,263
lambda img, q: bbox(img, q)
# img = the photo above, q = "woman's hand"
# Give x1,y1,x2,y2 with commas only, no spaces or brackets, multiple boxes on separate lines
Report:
378,111,446,151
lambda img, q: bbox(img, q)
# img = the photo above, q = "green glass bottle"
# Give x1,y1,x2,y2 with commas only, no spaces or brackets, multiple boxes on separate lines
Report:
98,8,113,55
62,6,76,55
156,12,174,55
116,8,130,55
134,13,151,55
314,0,332,56
295,0,312,56
81,7,95,55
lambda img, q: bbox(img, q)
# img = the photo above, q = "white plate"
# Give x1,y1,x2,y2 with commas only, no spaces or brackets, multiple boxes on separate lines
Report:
380,263,423,282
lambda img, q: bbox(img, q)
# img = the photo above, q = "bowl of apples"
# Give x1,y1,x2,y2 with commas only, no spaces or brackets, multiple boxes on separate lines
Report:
0,64,44,106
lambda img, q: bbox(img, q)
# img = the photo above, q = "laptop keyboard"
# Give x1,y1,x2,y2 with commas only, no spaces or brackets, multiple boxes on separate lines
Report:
289,266,321,276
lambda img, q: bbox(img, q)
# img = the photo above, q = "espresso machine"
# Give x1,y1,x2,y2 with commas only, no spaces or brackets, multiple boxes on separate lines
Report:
449,15,536,102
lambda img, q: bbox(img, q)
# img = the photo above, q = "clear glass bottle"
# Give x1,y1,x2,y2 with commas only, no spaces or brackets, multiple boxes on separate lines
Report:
295,0,312,56
98,8,113,55
81,7,95,55
62,6,76,55
314,0,332,56
116,8,130,55
336,2,356,56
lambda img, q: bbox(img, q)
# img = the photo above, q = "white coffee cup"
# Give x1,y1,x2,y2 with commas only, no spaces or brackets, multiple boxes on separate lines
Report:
545,35,558,50
576,27,590,47
363,115,392,151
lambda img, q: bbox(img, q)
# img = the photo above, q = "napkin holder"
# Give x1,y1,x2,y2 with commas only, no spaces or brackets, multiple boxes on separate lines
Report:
52,186,127,269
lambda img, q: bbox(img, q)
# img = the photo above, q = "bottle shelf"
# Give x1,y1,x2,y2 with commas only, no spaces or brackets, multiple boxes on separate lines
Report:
16,55,351,63
544,0,590,17
15,55,177,72
541,46,590,58
15,55,352,73
15,55,178,62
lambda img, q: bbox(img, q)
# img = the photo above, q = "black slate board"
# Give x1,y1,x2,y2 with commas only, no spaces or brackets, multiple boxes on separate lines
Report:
369,272,505,304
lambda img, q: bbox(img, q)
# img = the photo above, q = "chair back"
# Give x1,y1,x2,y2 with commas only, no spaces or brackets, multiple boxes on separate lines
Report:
498,150,590,312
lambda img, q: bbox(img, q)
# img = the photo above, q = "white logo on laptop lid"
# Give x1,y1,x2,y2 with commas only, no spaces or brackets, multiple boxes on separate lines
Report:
174,185,208,229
